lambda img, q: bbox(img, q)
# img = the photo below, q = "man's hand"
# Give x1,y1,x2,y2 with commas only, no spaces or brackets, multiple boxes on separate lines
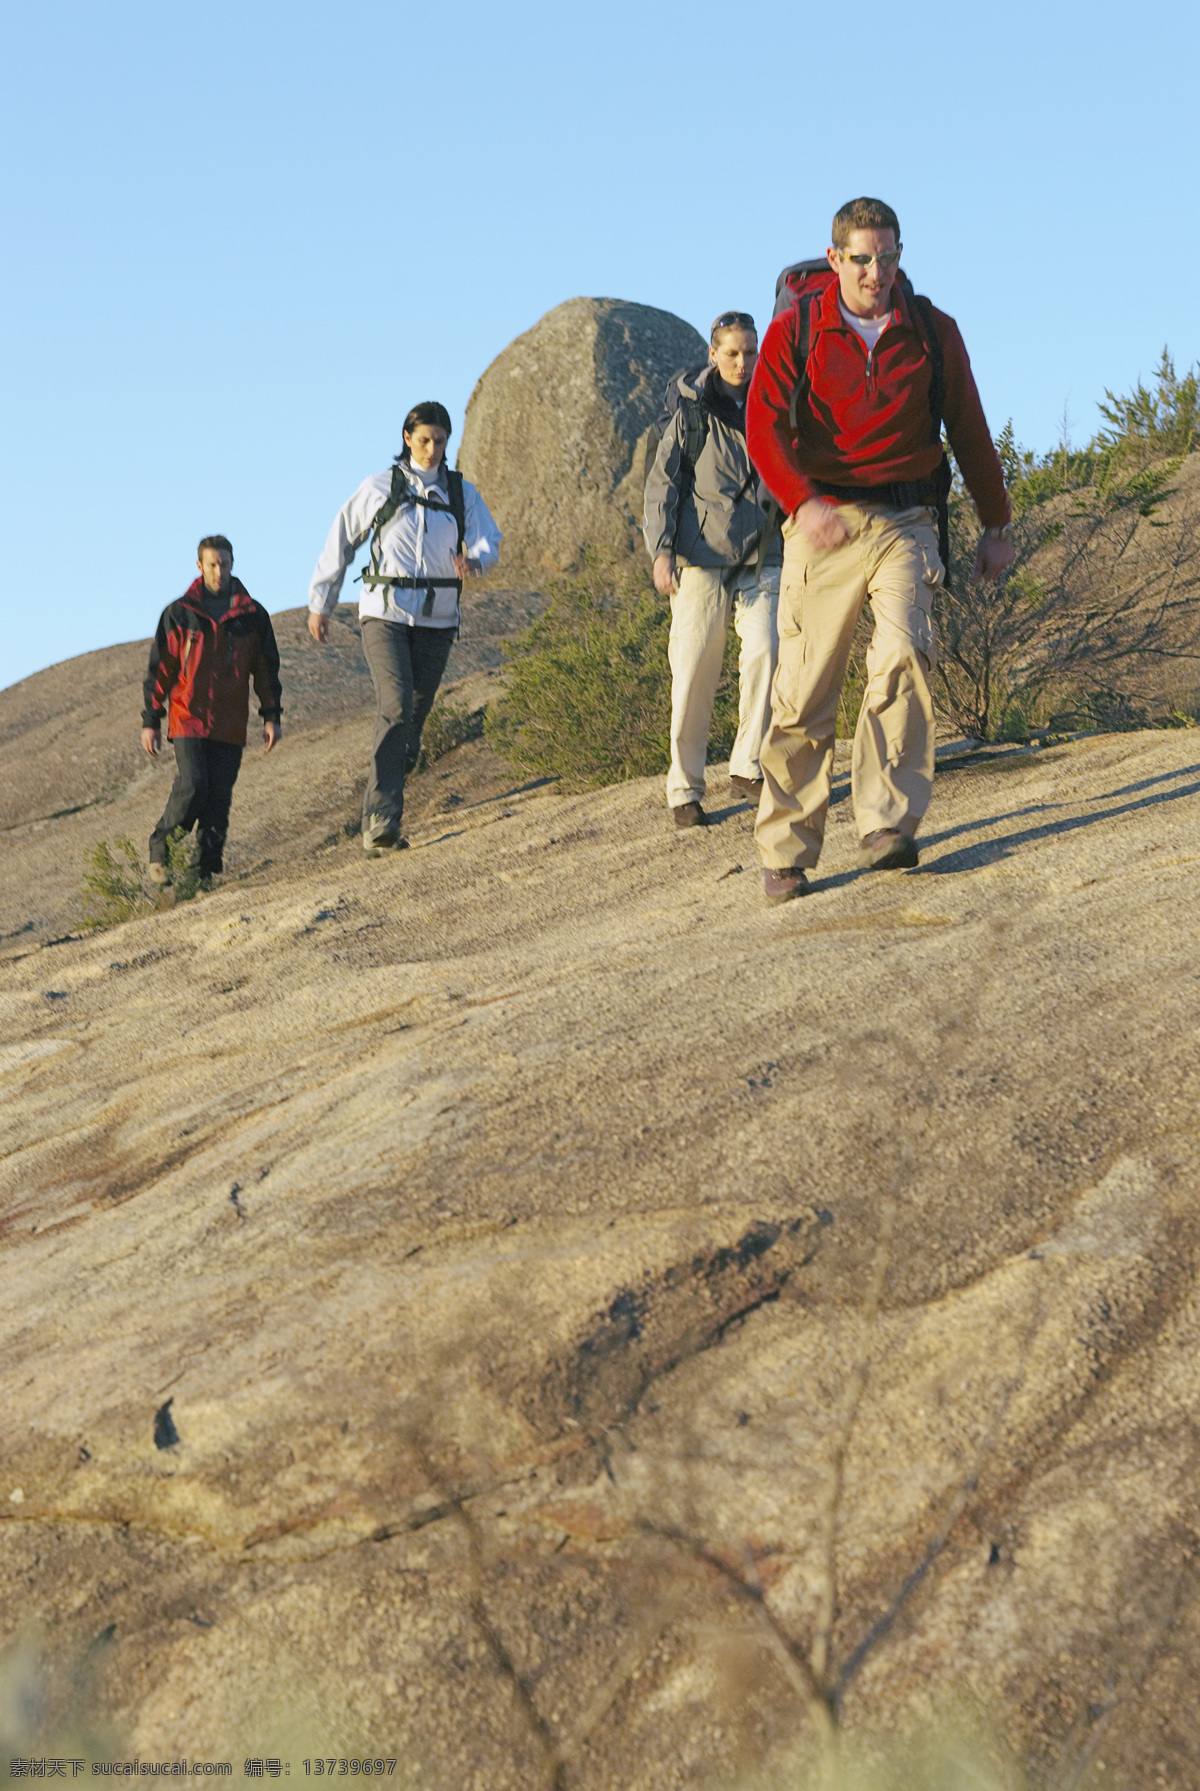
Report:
263,720,281,752
792,498,849,550
308,611,330,643
973,533,1016,582
141,726,160,757
453,552,481,581
652,553,677,596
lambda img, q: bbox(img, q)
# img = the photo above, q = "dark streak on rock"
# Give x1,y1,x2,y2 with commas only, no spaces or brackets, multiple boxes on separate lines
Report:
153,1399,180,1451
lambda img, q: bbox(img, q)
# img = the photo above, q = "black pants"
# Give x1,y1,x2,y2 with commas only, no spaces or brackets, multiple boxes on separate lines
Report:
150,738,243,875
360,618,453,830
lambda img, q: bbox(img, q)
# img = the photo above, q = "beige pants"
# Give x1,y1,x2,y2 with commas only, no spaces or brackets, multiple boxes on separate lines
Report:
755,503,940,870
666,563,780,809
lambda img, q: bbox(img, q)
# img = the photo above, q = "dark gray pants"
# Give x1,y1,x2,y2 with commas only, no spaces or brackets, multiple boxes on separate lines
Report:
150,738,243,874
360,618,453,830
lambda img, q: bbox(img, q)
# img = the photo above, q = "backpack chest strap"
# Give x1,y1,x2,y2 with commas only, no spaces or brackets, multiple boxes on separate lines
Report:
363,464,467,578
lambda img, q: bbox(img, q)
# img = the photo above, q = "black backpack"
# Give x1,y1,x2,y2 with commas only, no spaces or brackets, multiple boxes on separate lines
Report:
772,259,952,574
641,362,711,496
355,458,469,622
363,458,466,574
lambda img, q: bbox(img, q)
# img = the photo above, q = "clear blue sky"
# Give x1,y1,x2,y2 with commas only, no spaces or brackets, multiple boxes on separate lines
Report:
2,0,1197,691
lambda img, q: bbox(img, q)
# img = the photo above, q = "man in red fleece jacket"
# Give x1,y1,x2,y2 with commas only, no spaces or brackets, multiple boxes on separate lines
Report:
142,536,282,885
746,196,1014,901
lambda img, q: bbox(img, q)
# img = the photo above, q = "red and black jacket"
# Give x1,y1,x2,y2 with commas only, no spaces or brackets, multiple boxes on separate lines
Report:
747,272,1010,527
142,579,282,746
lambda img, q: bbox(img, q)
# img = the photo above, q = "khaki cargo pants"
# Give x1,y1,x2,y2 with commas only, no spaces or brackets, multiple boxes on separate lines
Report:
755,503,940,870
666,562,780,809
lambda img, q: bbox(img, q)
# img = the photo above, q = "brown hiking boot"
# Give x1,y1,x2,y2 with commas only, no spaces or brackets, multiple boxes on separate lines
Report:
672,802,707,828
763,865,809,904
858,829,919,871
729,774,764,800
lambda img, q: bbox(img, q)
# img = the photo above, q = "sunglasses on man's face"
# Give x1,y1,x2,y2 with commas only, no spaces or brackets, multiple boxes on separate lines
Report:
841,250,902,269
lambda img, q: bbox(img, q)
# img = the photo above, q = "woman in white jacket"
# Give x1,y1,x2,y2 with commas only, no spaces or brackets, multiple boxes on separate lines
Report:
308,403,502,854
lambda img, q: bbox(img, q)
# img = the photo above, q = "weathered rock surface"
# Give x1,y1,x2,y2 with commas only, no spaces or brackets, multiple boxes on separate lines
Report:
3,654,1200,1787
457,298,707,575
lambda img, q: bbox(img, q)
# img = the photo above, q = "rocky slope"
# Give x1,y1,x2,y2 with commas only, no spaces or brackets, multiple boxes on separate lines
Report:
3,622,1200,1787
0,596,544,949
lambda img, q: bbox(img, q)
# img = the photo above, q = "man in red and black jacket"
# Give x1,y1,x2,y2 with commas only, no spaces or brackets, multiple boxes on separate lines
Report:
746,196,1014,902
142,535,282,883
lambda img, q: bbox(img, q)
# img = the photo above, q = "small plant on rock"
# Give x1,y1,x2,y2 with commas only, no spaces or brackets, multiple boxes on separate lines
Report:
81,829,204,929
165,827,203,900
81,837,158,929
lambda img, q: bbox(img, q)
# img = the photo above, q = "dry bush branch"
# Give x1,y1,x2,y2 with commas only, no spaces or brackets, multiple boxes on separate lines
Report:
939,434,1200,739
809,1191,898,1693
407,1437,567,1789
1055,1519,1198,1791
408,1434,683,1788
627,929,1028,1782
557,1581,686,1759
834,1356,1031,1710
637,1518,838,1765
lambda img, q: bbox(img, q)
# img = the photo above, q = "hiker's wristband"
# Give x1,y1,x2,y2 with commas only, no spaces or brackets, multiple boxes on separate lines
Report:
983,524,1012,541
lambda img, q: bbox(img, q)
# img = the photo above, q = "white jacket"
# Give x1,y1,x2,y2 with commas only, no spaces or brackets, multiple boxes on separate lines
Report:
309,460,502,629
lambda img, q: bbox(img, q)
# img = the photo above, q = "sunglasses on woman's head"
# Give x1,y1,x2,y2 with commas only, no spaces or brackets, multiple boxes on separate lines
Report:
711,310,756,334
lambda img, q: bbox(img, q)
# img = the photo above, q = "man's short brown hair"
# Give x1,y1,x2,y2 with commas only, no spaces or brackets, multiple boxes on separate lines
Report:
197,534,233,559
832,197,900,249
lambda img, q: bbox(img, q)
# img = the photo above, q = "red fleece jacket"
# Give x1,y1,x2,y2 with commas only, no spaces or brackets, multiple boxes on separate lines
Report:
747,274,1010,527
142,579,282,746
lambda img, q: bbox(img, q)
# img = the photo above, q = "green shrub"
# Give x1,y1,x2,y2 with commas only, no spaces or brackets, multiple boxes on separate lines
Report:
485,554,673,789
81,837,158,929
416,698,485,771
1097,347,1199,464
81,829,203,929
166,827,203,900
487,552,830,785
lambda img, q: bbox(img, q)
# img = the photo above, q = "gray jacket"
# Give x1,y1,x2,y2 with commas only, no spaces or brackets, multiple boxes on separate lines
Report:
643,363,779,570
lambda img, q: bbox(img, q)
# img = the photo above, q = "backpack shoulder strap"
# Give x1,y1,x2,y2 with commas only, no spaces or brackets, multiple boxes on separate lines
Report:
445,467,466,556
367,463,467,574
679,392,708,477
367,464,410,576
898,276,952,579
787,289,823,432
901,277,945,444
641,365,710,499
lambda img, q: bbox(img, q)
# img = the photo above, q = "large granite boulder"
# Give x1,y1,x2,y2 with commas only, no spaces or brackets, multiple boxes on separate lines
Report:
457,297,707,576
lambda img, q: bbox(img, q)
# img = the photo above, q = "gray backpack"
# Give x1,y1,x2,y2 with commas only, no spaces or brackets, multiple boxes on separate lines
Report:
641,364,710,497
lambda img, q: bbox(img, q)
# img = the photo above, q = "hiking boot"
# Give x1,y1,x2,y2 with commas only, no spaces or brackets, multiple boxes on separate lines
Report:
148,862,171,887
763,865,809,904
672,802,707,828
858,829,919,871
729,774,764,800
362,813,400,856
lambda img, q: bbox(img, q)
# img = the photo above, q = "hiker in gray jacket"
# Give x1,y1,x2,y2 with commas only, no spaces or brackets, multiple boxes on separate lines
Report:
644,311,780,827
